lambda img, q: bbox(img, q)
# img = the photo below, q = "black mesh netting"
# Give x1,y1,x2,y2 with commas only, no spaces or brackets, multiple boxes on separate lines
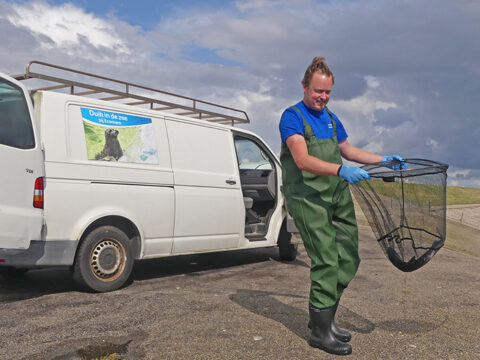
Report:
351,159,449,272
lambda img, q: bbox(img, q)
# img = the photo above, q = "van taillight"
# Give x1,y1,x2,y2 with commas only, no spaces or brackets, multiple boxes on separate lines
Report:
33,177,44,209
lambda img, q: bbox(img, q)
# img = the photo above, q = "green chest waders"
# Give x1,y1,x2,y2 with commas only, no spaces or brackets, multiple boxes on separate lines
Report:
280,107,360,309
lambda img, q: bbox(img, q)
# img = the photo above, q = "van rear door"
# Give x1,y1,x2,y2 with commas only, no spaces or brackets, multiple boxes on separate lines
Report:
0,73,44,249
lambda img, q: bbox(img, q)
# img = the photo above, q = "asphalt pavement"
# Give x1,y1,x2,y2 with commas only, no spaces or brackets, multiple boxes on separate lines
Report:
0,207,479,360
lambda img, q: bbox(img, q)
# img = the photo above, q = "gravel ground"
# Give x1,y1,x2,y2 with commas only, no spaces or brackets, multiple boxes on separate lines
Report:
0,207,479,360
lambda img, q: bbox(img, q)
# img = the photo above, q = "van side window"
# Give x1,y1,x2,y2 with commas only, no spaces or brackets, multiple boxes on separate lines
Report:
0,79,35,149
234,138,272,170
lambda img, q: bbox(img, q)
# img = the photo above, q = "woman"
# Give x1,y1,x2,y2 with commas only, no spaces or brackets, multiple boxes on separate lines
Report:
279,56,404,355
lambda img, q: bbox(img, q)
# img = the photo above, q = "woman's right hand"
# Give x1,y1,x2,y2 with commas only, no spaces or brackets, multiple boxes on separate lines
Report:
338,164,370,184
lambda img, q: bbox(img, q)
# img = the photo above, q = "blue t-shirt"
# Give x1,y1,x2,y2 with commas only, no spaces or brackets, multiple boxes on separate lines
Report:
279,101,348,144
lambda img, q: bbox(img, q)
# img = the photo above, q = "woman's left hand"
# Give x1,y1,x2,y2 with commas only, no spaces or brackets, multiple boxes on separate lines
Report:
382,155,406,170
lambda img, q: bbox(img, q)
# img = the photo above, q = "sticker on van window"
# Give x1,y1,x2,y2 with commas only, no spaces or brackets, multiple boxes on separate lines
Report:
81,107,158,164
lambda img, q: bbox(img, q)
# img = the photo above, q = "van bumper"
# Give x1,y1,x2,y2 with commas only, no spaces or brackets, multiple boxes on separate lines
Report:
0,241,77,267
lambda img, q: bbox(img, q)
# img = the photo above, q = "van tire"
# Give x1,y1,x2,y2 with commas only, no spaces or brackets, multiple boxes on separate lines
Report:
278,221,297,261
73,225,134,292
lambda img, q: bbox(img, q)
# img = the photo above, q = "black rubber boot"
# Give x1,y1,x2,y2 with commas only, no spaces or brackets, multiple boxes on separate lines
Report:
309,306,352,355
331,300,352,342
308,300,352,342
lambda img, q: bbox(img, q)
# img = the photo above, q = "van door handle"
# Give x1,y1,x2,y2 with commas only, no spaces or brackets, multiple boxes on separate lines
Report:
226,180,236,185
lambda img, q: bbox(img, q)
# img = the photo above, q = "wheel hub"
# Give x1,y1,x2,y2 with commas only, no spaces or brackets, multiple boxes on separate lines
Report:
91,240,124,279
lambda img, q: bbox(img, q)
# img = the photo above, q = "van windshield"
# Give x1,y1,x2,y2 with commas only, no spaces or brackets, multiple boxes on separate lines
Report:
0,78,35,149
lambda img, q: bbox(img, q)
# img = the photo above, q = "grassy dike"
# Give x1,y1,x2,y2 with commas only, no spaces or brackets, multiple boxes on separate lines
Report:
445,217,479,257
445,186,480,257
446,185,480,205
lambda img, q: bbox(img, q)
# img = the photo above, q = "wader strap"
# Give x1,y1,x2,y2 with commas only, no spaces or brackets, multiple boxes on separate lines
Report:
324,107,338,139
289,106,338,141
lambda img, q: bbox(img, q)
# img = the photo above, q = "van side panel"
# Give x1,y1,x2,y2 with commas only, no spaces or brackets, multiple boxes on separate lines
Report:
44,180,174,251
37,93,175,262
165,119,244,253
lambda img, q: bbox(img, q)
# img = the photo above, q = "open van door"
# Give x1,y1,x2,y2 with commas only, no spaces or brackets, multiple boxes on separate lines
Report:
0,73,44,250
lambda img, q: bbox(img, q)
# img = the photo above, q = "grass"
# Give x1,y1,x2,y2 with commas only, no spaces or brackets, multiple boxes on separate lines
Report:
355,180,480,206
355,179,446,206
446,185,480,205
444,186,480,257
445,218,480,257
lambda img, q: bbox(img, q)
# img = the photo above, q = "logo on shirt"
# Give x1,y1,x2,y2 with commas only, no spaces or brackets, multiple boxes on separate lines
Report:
328,123,333,129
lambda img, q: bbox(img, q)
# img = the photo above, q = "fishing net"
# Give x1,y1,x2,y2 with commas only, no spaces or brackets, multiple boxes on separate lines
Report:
351,159,449,272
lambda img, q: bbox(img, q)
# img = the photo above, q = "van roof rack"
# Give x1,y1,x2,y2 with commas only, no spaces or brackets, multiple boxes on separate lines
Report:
13,60,249,126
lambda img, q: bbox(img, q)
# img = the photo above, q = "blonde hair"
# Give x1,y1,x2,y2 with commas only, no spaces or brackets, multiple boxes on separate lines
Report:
301,56,334,86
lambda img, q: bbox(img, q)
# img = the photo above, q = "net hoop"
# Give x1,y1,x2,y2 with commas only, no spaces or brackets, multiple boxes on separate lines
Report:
360,158,449,179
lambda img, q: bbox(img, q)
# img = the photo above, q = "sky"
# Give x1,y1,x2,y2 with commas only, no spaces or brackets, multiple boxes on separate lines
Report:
0,0,479,187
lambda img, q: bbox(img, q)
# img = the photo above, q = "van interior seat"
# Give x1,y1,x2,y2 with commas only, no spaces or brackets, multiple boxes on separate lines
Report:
240,169,276,202
266,170,275,200
243,197,253,209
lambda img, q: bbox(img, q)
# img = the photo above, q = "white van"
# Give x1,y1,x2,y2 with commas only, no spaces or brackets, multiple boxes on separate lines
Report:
0,61,298,292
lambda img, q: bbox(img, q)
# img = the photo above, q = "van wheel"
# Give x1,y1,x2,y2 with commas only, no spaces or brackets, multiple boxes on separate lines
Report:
278,221,297,261
73,225,133,292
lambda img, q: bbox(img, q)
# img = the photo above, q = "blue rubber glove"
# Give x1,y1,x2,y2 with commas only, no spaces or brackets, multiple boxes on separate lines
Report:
338,164,371,184
382,155,406,170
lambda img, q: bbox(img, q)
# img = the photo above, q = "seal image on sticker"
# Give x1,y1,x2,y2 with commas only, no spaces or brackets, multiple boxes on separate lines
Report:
95,128,123,161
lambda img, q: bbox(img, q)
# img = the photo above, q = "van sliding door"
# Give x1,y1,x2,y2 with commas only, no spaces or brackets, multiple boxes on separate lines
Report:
166,119,243,253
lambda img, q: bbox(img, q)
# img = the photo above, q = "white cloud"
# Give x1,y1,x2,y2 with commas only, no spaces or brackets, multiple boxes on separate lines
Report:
330,76,397,154
0,0,479,187
448,168,480,188
426,138,439,152
4,1,129,54
236,0,277,11
235,0,311,13
365,76,380,89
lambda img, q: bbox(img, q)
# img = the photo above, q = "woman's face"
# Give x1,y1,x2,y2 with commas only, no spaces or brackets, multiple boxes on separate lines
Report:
302,72,333,112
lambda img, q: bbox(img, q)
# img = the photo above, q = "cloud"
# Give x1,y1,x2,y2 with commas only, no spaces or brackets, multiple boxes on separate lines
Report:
0,0,479,188
374,108,413,129
235,0,292,12
448,168,480,188
0,1,164,77
5,1,128,52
